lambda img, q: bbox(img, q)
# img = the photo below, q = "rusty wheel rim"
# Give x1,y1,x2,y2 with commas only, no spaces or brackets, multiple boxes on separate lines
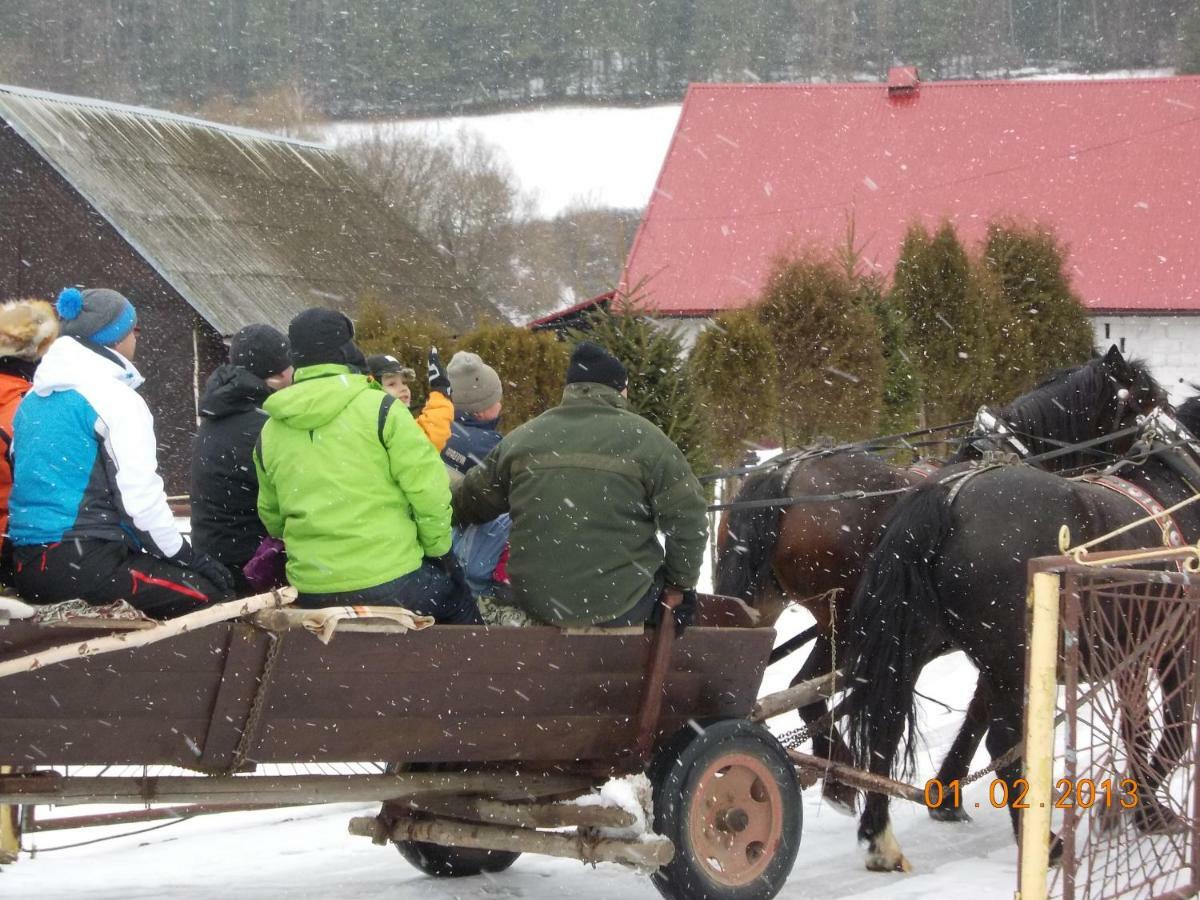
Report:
686,751,784,887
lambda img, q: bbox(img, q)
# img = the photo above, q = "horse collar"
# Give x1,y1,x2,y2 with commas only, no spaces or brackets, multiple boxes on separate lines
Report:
1077,473,1189,559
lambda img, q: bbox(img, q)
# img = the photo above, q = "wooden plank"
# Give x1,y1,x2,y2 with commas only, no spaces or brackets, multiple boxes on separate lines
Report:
0,772,596,806
198,624,274,772
0,719,215,766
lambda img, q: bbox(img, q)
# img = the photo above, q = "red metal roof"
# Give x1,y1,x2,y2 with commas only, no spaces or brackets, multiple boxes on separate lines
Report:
622,77,1200,315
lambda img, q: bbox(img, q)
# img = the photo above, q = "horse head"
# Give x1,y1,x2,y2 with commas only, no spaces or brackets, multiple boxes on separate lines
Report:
1095,345,1168,451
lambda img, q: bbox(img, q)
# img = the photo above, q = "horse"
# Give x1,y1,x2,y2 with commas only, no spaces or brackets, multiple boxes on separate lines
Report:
842,397,1200,872
714,347,1165,815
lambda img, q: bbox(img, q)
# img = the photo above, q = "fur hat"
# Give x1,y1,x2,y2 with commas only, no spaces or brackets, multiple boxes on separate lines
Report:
0,299,59,361
448,351,502,414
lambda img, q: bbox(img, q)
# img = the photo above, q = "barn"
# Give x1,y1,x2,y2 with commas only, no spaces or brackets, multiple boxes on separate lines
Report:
606,72,1200,401
0,84,491,492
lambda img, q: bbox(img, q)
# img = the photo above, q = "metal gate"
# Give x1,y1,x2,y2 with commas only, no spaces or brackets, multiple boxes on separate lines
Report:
1020,549,1200,900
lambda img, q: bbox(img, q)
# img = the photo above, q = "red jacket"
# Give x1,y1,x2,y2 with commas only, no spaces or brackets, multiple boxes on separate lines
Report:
0,372,31,537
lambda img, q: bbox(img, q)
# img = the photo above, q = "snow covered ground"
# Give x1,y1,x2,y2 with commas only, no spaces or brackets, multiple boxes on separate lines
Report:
322,105,682,218
3,604,1022,899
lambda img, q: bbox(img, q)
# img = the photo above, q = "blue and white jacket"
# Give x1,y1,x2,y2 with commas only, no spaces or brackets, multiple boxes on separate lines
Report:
9,336,184,557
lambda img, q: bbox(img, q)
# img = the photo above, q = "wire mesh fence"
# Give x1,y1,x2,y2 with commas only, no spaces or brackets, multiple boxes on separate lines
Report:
1025,556,1200,900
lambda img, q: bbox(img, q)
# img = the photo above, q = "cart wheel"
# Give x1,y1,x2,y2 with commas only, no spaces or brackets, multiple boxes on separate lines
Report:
394,832,521,878
650,719,801,900
383,762,521,878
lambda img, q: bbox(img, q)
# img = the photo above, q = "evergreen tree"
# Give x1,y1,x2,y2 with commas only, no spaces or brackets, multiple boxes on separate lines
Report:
982,221,1095,395
755,254,886,447
454,323,570,432
889,222,993,424
571,300,712,474
689,310,780,465
867,282,922,435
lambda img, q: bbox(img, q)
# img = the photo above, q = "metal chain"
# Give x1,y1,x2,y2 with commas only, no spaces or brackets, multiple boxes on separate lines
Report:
227,632,284,774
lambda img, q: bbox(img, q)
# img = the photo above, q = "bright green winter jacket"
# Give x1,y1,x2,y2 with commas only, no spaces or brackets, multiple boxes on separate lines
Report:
453,382,708,626
254,364,453,594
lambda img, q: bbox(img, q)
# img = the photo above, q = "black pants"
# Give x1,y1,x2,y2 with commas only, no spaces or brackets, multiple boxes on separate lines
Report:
14,540,223,620
296,560,483,625
596,579,664,628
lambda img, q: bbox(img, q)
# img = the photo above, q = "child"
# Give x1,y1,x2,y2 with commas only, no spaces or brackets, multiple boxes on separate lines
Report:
367,349,454,452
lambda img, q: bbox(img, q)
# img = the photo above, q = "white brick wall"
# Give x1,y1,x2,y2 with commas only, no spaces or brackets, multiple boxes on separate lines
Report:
1091,315,1200,405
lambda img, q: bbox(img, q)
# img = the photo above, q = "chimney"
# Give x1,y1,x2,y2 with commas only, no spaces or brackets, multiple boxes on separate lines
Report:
887,65,920,97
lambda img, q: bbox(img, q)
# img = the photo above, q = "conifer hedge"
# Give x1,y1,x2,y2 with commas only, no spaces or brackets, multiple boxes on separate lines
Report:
689,309,779,464
756,255,885,446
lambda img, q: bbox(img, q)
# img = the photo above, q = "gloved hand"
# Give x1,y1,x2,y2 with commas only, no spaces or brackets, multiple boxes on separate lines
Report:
652,585,697,636
173,541,235,599
429,552,469,595
428,347,451,397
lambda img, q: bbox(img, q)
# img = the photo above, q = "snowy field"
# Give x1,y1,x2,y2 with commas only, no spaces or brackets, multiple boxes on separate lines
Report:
322,105,682,218
3,606,1023,900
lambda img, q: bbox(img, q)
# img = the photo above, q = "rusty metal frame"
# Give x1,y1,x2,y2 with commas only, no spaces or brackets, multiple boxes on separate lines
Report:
1021,551,1200,900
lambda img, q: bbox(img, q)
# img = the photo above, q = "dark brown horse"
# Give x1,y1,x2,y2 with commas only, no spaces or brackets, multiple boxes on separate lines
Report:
715,348,1165,815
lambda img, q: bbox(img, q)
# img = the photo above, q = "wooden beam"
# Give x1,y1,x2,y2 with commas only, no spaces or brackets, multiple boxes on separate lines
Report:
752,670,840,721
787,749,925,804
0,773,595,807
348,814,674,868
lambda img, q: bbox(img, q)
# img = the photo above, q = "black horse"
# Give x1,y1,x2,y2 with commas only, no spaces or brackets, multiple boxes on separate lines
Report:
843,396,1200,872
715,347,1165,815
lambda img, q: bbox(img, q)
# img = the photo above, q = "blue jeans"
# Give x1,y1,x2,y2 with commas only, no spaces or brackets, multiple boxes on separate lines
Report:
295,560,482,624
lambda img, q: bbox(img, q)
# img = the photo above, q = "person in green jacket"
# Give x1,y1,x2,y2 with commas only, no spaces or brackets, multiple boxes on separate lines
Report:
453,341,708,628
254,308,480,622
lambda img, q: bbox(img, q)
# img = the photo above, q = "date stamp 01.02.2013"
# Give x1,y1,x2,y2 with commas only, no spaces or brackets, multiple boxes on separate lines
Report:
923,777,1141,811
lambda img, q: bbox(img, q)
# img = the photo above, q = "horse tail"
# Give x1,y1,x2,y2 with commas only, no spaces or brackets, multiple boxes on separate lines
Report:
845,480,956,779
713,466,790,603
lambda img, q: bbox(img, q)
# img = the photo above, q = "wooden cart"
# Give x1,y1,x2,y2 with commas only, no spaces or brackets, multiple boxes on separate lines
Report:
0,592,801,900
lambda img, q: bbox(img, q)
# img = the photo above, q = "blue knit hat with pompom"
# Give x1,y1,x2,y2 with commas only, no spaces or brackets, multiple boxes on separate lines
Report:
56,287,137,346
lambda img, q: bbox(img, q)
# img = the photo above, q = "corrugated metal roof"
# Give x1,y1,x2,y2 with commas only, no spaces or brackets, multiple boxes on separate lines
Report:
622,76,1200,315
0,84,492,334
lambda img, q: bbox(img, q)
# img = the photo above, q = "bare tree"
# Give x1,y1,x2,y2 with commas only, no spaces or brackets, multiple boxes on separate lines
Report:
342,128,532,306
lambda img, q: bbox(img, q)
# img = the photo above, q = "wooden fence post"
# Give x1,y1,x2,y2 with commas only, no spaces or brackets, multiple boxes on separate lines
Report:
1017,570,1060,900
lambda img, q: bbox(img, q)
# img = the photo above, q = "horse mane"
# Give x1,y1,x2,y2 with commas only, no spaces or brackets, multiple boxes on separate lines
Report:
987,355,1160,460
1175,392,1200,436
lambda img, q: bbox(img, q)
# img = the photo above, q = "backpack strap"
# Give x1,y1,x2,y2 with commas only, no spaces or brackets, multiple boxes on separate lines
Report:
377,394,396,448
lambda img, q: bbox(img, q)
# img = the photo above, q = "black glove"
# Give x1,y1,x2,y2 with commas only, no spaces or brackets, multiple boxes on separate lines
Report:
173,541,235,599
429,552,469,595
428,347,451,397
675,588,698,632
651,586,697,636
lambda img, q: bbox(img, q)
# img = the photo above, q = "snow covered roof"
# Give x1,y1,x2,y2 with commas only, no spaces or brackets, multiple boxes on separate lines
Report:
622,76,1200,316
0,84,490,334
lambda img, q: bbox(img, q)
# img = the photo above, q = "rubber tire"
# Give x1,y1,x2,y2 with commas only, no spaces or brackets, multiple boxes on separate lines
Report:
649,719,802,900
394,835,521,878
384,762,521,879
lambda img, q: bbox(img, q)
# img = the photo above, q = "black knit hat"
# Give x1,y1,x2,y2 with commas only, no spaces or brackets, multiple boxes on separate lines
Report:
230,324,291,380
566,341,628,392
288,308,361,369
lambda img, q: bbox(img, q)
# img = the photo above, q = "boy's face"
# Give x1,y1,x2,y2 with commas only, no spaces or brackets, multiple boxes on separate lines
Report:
381,373,411,404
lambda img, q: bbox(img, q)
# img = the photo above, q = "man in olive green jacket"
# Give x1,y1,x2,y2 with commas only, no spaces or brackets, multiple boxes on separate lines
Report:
254,308,480,623
453,342,708,628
